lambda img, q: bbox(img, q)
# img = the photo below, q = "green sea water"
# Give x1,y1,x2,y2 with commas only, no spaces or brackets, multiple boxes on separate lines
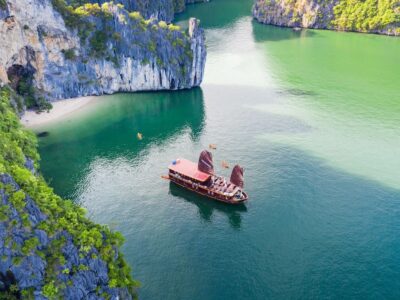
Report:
35,0,400,298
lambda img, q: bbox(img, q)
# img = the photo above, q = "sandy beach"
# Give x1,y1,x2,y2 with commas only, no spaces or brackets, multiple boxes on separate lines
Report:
21,96,97,128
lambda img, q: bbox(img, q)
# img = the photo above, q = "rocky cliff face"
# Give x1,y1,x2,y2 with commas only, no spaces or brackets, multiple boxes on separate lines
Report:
88,0,209,23
0,87,137,299
253,0,400,36
0,175,132,300
253,0,336,29
0,0,206,102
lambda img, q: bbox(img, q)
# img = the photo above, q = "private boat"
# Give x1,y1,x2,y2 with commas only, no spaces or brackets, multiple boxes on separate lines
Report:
166,150,248,205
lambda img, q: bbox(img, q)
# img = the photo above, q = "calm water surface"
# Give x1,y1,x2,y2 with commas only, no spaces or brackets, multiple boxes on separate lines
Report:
35,0,400,298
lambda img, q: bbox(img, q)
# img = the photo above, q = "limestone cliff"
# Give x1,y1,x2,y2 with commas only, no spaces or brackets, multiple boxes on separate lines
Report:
0,0,206,103
0,87,137,299
86,0,209,23
253,0,400,36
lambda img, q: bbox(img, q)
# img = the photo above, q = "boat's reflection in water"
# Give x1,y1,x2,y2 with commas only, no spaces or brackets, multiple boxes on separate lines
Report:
169,182,247,229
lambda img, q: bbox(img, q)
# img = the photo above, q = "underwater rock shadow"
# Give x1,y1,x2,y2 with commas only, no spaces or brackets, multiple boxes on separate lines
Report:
169,181,247,229
278,88,318,97
251,20,317,42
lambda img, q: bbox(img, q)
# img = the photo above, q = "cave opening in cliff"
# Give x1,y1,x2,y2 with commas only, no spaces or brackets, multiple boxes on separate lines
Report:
0,270,21,299
7,64,36,108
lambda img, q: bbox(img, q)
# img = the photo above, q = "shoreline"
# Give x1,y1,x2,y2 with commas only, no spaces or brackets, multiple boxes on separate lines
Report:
21,96,97,128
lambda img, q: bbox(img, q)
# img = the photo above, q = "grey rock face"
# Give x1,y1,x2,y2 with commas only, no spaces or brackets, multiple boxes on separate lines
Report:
0,0,206,101
0,173,132,299
90,0,175,22
79,0,209,22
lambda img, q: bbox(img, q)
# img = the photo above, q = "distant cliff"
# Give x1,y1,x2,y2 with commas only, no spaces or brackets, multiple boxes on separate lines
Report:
253,0,400,36
0,0,206,107
0,87,137,299
84,0,209,23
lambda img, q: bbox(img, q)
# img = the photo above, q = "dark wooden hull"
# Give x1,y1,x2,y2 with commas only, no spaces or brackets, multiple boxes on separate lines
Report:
169,177,248,205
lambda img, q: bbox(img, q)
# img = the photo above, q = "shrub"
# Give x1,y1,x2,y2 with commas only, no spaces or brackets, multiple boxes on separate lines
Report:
174,0,186,13
62,48,76,60
0,0,7,10
112,32,121,41
9,190,26,211
0,205,10,221
36,97,53,113
129,11,142,20
42,281,58,298
21,237,39,255
159,21,168,29
148,41,157,52
90,30,108,56
0,87,138,298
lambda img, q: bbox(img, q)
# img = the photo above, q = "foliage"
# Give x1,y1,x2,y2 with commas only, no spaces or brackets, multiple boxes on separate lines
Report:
332,0,400,32
174,0,186,13
36,97,53,113
62,48,76,60
51,1,112,45
7,68,52,111
90,30,108,56
50,1,194,74
0,87,138,298
21,237,39,255
15,74,36,109
0,205,10,221
112,32,121,41
42,281,58,298
9,190,26,211
129,11,142,20
0,0,6,10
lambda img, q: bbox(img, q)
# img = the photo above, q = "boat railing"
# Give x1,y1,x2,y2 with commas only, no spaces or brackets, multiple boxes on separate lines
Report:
170,171,241,198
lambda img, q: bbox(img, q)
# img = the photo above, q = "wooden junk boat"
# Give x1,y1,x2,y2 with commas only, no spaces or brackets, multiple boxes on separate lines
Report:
167,150,248,205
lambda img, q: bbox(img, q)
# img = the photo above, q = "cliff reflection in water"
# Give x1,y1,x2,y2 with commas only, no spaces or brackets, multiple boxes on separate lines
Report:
38,88,206,198
169,182,247,229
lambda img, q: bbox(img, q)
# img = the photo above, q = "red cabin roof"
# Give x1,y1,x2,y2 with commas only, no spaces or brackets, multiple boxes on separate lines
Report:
169,159,211,182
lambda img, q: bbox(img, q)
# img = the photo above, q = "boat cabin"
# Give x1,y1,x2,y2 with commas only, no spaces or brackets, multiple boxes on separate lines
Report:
169,159,211,185
168,157,248,204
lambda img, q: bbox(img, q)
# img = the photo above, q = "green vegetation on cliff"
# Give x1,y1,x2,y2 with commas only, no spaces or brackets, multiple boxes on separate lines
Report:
0,0,7,10
0,86,138,298
254,0,399,35
51,1,114,41
332,0,400,33
51,1,191,65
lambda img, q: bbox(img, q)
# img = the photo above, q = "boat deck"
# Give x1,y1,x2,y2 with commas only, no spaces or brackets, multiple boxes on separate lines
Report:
168,171,247,204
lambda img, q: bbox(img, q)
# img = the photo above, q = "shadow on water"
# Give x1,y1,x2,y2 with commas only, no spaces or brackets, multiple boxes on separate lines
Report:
36,131,49,138
175,0,254,29
169,182,247,229
278,88,318,97
251,20,316,42
38,88,206,198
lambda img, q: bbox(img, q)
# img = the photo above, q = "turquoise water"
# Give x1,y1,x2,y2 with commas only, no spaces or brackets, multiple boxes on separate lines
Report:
35,0,400,298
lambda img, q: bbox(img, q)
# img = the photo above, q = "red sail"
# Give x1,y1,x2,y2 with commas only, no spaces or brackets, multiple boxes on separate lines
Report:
230,165,244,188
198,150,214,174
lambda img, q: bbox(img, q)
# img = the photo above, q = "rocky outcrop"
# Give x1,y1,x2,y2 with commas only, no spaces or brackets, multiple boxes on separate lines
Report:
0,174,132,299
253,0,336,29
0,87,137,298
252,0,400,36
87,0,209,23
0,0,206,101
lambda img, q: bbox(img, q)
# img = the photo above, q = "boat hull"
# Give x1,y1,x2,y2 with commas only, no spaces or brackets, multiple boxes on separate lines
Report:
169,177,248,205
